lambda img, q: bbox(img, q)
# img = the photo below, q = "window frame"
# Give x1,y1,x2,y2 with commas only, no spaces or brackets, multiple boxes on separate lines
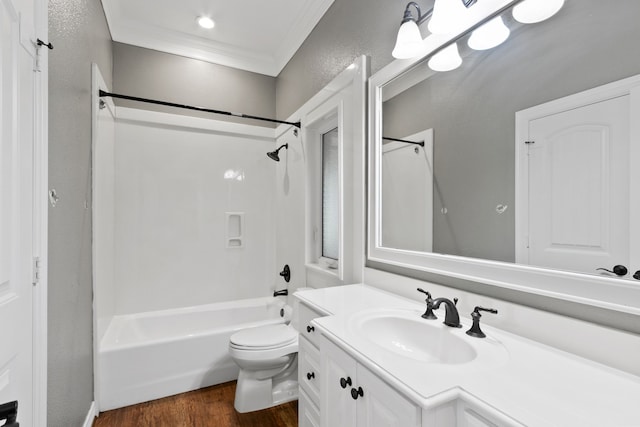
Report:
320,125,340,263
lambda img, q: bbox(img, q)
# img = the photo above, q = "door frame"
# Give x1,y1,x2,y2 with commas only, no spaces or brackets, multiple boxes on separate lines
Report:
33,0,49,424
515,73,640,272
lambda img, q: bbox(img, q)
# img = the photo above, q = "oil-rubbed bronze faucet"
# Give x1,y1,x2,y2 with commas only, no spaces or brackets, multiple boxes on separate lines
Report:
431,297,462,328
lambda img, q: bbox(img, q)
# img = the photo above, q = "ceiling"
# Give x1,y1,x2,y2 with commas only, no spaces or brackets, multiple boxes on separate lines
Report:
101,0,335,77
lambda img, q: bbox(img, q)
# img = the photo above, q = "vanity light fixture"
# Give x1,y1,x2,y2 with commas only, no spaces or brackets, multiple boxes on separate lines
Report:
392,2,431,59
393,0,565,68
392,0,477,60
197,16,215,29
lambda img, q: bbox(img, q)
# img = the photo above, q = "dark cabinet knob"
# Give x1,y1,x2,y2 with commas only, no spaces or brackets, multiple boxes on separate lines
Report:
597,265,628,276
634,271,640,281
350,387,364,400
306,325,315,333
307,372,315,380
339,377,352,389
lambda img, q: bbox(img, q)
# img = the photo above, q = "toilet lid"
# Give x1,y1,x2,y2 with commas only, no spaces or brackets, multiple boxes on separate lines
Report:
230,324,297,348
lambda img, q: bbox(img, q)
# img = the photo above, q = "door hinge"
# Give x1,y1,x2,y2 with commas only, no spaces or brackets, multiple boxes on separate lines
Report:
32,256,41,285
34,44,42,72
34,39,53,73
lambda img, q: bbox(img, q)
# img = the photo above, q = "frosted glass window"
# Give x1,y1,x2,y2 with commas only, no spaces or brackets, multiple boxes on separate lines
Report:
322,127,339,260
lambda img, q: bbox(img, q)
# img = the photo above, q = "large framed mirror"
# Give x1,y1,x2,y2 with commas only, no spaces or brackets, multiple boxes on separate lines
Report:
368,0,640,319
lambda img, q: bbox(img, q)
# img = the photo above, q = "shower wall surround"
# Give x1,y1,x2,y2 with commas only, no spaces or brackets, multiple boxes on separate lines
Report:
110,108,277,314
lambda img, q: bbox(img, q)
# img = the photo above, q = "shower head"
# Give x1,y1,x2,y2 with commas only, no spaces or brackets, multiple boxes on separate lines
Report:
267,143,288,162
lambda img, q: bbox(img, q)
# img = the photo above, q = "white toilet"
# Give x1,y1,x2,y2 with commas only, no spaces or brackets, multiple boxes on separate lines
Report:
228,322,299,413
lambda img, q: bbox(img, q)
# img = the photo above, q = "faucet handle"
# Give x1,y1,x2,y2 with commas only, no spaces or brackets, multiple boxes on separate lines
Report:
416,288,431,298
475,306,497,315
466,306,498,338
417,288,437,319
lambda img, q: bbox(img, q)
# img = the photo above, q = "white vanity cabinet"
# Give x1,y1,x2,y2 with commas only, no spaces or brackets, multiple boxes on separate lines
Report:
297,302,327,427
320,334,422,427
422,398,522,427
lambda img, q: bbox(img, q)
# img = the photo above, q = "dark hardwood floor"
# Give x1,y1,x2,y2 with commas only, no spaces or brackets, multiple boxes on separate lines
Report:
92,381,298,427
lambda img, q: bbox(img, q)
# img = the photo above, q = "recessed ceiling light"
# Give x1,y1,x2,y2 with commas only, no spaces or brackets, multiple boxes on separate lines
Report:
197,16,215,29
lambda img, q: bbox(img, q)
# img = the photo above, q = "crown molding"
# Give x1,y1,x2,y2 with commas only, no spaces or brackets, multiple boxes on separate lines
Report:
109,22,279,75
274,0,335,72
102,0,335,77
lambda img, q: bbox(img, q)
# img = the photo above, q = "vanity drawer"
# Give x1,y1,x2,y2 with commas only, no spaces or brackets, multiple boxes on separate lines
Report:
299,335,321,404
299,388,320,427
298,303,324,348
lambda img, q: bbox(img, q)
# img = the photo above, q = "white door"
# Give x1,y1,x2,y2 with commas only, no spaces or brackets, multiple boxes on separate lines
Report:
525,95,630,276
0,0,35,425
320,337,357,427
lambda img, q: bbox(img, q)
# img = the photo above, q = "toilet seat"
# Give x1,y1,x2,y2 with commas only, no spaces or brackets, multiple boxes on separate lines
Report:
230,324,297,350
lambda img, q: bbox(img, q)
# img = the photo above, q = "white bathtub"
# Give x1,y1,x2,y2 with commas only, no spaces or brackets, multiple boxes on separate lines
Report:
98,297,287,411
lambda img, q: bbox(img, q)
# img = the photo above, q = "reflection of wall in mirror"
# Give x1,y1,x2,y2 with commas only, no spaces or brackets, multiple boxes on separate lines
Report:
380,0,640,265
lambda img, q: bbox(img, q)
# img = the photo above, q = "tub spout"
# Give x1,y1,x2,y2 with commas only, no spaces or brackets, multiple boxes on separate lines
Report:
273,289,288,297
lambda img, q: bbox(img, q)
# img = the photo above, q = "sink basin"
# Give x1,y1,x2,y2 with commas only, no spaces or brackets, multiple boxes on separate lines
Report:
354,311,477,364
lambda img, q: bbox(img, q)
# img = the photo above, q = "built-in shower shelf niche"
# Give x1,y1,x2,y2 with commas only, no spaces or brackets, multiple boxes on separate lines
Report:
226,212,245,248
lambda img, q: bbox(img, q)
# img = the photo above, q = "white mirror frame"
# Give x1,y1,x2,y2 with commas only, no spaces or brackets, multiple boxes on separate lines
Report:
367,0,640,318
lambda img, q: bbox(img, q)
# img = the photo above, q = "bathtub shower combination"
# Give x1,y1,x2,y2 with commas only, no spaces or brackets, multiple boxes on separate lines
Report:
92,89,290,411
99,297,287,410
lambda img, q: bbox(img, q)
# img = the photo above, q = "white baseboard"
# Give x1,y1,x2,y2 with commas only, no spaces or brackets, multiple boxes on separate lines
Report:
82,401,98,427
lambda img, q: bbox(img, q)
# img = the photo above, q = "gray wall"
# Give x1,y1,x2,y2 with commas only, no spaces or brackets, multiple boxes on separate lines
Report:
112,43,276,127
48,0,112,425
275,0,399,120
381,0,640,263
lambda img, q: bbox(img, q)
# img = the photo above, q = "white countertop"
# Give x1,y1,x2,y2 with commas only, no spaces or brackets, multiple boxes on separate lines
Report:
295,284,640,427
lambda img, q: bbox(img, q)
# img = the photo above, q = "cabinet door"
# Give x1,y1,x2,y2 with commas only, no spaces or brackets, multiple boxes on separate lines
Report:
299,388,321,427
320,336,357,427
356,364,421,427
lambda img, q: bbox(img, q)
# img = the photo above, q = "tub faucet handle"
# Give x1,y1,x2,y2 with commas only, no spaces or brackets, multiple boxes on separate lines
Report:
279,264,291,282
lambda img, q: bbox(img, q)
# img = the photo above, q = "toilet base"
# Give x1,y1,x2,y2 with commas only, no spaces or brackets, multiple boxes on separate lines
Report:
233,358,299,413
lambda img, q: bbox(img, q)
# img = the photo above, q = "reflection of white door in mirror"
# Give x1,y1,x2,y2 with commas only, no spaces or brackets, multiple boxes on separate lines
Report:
516,76,638,278
381,129,434,252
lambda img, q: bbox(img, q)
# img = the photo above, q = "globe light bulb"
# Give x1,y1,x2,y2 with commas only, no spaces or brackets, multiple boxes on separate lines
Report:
392,20,424,59
513,0,564,24
428,0,472,35
428,43,463,72
468,16,510,50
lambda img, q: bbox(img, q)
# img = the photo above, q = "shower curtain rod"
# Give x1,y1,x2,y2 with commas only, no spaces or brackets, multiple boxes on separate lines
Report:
98,90,301,129
383,136,424,146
